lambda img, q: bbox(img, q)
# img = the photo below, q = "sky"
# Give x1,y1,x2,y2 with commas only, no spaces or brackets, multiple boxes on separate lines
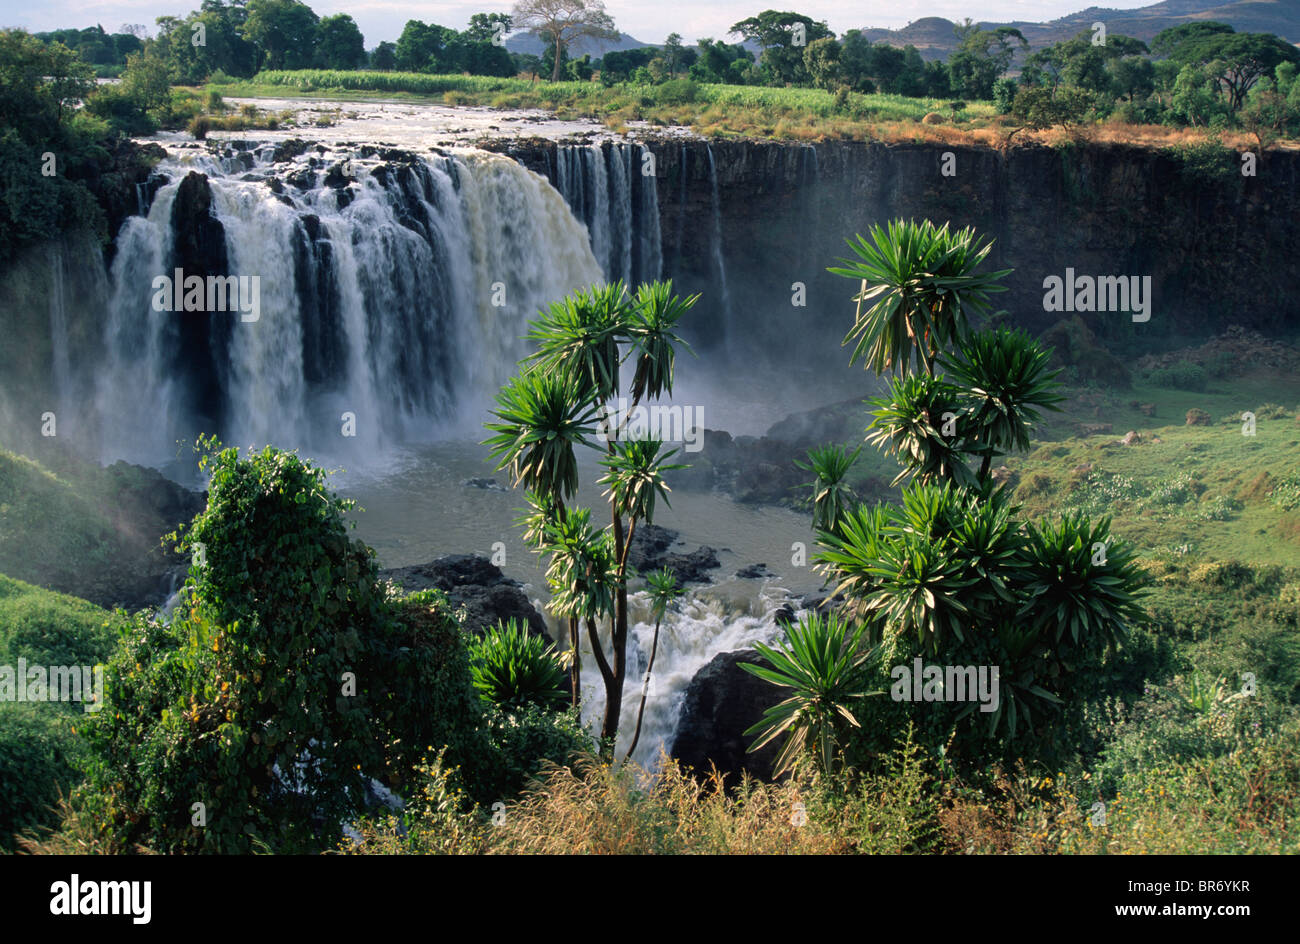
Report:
0,1,1163,46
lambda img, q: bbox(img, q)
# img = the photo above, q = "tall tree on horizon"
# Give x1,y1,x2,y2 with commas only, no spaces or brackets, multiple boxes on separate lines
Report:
512,0,617,81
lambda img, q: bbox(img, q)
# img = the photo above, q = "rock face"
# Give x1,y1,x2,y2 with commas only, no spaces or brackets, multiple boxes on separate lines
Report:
670,649,785,786
502,136,1300,347
169,171,230,433
379,554,549,639
626,524,720,585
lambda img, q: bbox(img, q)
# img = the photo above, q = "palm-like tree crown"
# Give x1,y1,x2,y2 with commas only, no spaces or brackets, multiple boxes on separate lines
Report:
829,219,1011,376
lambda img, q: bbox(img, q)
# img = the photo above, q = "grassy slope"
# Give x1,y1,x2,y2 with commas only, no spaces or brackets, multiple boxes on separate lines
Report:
1008,371,1300,565
0,574,115,850
0,445,194,608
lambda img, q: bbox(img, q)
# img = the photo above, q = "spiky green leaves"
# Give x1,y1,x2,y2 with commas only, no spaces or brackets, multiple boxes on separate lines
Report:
484,370,599,503
940,325,1065,462
866,374,977,488
526,281,631,403
829,219,1010,376
627,280,698,403
597,435,685,526
469,619,569,712
741,613,882,777
1018,512,1147,652
541,506,617,622
643,567,684,624
795,443,861,534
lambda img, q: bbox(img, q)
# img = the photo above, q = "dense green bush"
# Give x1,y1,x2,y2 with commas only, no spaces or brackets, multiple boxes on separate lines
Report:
469,618,568,712
1147,360,1208,391
0,706,84,850
77,441,489,852
74,441,595,851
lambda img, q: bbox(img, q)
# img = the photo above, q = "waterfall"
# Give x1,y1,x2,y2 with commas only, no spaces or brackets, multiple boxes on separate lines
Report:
705,145,733,342
573,584,792,771
672,144,687,276
47,242,71,415
552,142,661,287
93,145,603,467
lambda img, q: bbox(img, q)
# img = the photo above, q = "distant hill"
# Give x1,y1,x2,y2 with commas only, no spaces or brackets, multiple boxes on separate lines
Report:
855,1,1300,61
504,31,653,58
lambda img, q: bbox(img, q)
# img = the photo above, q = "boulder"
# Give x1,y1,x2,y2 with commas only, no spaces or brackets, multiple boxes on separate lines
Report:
379,554,548,639
627,524,720,585
670,649,785,786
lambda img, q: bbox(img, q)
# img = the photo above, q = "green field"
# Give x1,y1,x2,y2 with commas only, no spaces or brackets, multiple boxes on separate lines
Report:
203,70,995,141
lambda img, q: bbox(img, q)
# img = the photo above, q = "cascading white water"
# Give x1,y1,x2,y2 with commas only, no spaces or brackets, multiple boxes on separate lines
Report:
93,145,603,466
581,585,795,771
705,145,733,342
552,142,661,287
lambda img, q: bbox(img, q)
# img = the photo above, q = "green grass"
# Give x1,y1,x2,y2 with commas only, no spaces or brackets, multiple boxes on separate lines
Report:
202,70,995,142
0,572,115,668
0,573,114,851
1004,372,1300,565
0,445,193,608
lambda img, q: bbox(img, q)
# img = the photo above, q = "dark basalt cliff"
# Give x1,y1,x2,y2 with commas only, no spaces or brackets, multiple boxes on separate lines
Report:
500,136,1300,356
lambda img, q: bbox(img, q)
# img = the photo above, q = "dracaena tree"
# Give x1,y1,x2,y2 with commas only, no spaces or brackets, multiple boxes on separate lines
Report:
485,279,698,756
749,220,1148,766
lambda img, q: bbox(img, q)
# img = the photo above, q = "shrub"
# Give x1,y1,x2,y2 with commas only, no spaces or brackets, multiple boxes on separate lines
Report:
78,440,487,852
1272,474,1300,511
1148,361,1207,391
1185,407,1212,426
468,619,568,712
0,706,83,851
993,78,1017,115
481,703,591,800
654,78,699,105
187,115,211,140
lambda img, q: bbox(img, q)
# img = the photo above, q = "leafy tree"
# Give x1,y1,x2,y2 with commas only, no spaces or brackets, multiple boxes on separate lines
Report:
600,46,655,83
512,0,618,82
729,9,833,86
79,440,492,852
152,1,259,82
466,12,513,44
1155,23,1300,113
0,29,110,250
689,38,752,83
484,280,698,754
948,18,1026,99
241,0,319,70
370,41,396,71
394,20,456,73
803,36,843,90
1007,84,1095,137
1169,65,1227,127
838,29,876,92
315,14,366,69
663,32,684,76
